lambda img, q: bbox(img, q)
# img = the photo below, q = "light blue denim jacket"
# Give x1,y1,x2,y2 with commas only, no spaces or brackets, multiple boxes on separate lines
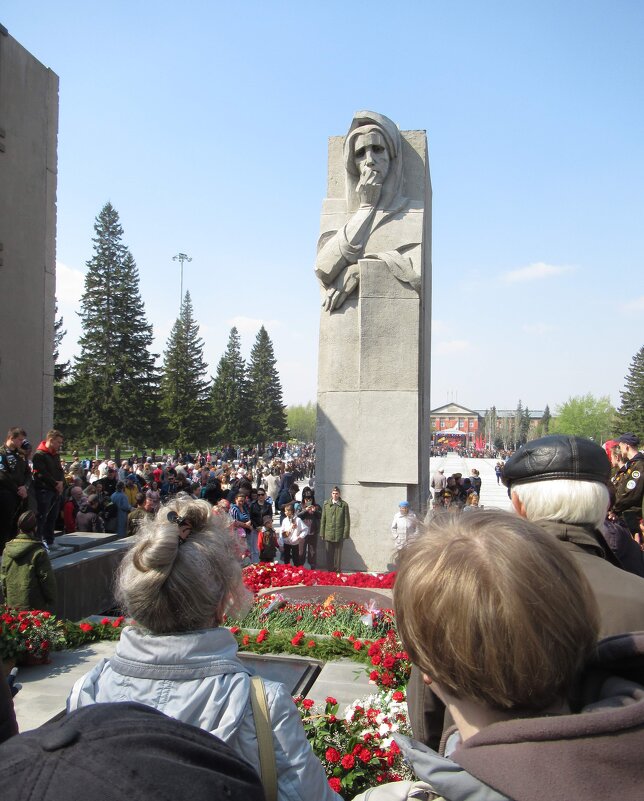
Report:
67,626,338,801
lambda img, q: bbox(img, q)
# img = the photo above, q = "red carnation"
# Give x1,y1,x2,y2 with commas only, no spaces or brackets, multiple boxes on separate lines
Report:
341,753,355,770
331,630,343,638
359,747,372,763
392,691,405,702
301,698,314,710
382,655,395,668
101,617,110,625
369,670,380,681
328,777,342,793
79,622,93,632
307,640,315,648
353,640,363,651
326,696,338,706
325,747,341,763
371,654,381,665
242,635,250,646
230,626,240,634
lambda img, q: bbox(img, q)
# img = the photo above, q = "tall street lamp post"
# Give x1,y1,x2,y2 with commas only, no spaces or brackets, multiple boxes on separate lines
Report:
172,252,192,310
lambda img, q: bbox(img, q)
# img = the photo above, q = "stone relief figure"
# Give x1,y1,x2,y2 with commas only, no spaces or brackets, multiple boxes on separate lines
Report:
315,110,422,312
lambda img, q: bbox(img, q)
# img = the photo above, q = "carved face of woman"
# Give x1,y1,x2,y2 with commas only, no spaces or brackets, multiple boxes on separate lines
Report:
353,131,390,185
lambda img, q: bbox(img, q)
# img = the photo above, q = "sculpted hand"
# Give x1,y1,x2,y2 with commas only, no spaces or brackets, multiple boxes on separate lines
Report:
357,168,382,207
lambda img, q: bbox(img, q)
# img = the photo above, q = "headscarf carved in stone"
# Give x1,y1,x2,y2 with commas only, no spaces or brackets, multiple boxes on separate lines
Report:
315,110,422,312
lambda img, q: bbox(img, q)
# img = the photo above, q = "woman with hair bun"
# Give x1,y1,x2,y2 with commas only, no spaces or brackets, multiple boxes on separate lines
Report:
68,498,338,801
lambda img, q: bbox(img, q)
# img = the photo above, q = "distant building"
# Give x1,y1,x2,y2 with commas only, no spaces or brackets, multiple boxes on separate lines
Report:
431,404,546,449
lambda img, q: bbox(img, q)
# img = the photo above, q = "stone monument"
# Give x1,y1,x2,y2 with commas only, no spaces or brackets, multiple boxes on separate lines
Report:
314,111,431,571
0,26,58,440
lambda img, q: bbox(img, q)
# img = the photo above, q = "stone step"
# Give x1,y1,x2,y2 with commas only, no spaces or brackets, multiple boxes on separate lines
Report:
54,531,120,552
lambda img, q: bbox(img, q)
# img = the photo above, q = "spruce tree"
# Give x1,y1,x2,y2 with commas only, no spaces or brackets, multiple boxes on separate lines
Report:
520,406,531,444
160,291,211,451
616,346,644,440
53,300,78,438
247,326,287,448
542,404,551,434
210,326,250,444
73,203,160,455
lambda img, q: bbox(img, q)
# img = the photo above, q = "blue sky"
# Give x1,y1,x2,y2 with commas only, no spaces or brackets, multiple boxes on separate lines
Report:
4,1,643,412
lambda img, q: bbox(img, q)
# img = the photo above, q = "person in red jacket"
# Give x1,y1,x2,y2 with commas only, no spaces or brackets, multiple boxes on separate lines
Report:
32,430,65,549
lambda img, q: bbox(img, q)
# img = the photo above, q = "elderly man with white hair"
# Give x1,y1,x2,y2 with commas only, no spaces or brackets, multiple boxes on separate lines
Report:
407,434,644,750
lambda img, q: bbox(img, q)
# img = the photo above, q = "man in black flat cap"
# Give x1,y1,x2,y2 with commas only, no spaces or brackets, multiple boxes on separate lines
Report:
406,434,644,750
612,433,644,535
0,703,266,801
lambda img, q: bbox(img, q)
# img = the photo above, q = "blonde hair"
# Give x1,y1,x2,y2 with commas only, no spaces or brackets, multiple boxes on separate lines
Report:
512,479,609,528
116,498,250,634
394,510,599,712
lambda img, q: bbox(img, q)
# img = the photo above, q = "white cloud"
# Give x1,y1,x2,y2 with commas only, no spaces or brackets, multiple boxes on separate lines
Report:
502,262,574,283
227,316,283,335
435,339,471,354
521,323,557,335
623,295,644,312
55,260,85,305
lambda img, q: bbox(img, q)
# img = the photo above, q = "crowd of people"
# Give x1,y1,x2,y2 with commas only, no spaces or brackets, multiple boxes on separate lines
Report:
1,431,644,799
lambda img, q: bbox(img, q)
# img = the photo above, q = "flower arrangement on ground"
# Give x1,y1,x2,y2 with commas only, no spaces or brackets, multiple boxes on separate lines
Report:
0,606,66,663
296,689,414,799
242,563,396,594
232,594,396,640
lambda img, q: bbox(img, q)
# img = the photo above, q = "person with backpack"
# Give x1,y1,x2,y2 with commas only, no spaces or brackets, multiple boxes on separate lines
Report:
258,515,280,563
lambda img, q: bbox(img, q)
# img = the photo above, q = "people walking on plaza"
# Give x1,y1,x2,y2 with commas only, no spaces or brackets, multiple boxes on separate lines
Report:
470,468,481,495
1,510,57,612
495,461,503,484
320,486,350,572
67,497,337,801
0,427,30,554
32,430,65,550
430,467,446,501
391,501,419,550
611,433,644,535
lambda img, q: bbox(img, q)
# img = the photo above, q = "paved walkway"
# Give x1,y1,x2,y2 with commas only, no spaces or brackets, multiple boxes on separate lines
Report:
12,640,372,732
429,454,511,510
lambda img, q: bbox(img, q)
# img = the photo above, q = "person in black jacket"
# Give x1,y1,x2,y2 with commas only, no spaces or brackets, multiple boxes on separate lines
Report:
32,430,65,549
0,427,30,555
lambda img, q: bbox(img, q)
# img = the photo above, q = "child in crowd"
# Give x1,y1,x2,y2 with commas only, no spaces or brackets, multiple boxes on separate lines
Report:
258,514,280,562
390,500,419,550
278,502,307,566
1,511,57,612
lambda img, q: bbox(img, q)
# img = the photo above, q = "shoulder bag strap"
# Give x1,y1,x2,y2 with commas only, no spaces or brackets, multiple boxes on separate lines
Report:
249,675,278,801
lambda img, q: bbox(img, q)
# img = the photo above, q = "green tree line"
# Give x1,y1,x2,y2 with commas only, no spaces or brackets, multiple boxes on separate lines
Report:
54,203,288,455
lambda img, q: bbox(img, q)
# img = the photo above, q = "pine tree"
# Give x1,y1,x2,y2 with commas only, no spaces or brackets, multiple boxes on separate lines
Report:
542,404,551,434
160,291,211,451
616,346,644,440
210,327,250,445
514,400,523,448
520,406,531,444
53,301,70,382
73,202,160,455
52,300,78,438
247,326,287,447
